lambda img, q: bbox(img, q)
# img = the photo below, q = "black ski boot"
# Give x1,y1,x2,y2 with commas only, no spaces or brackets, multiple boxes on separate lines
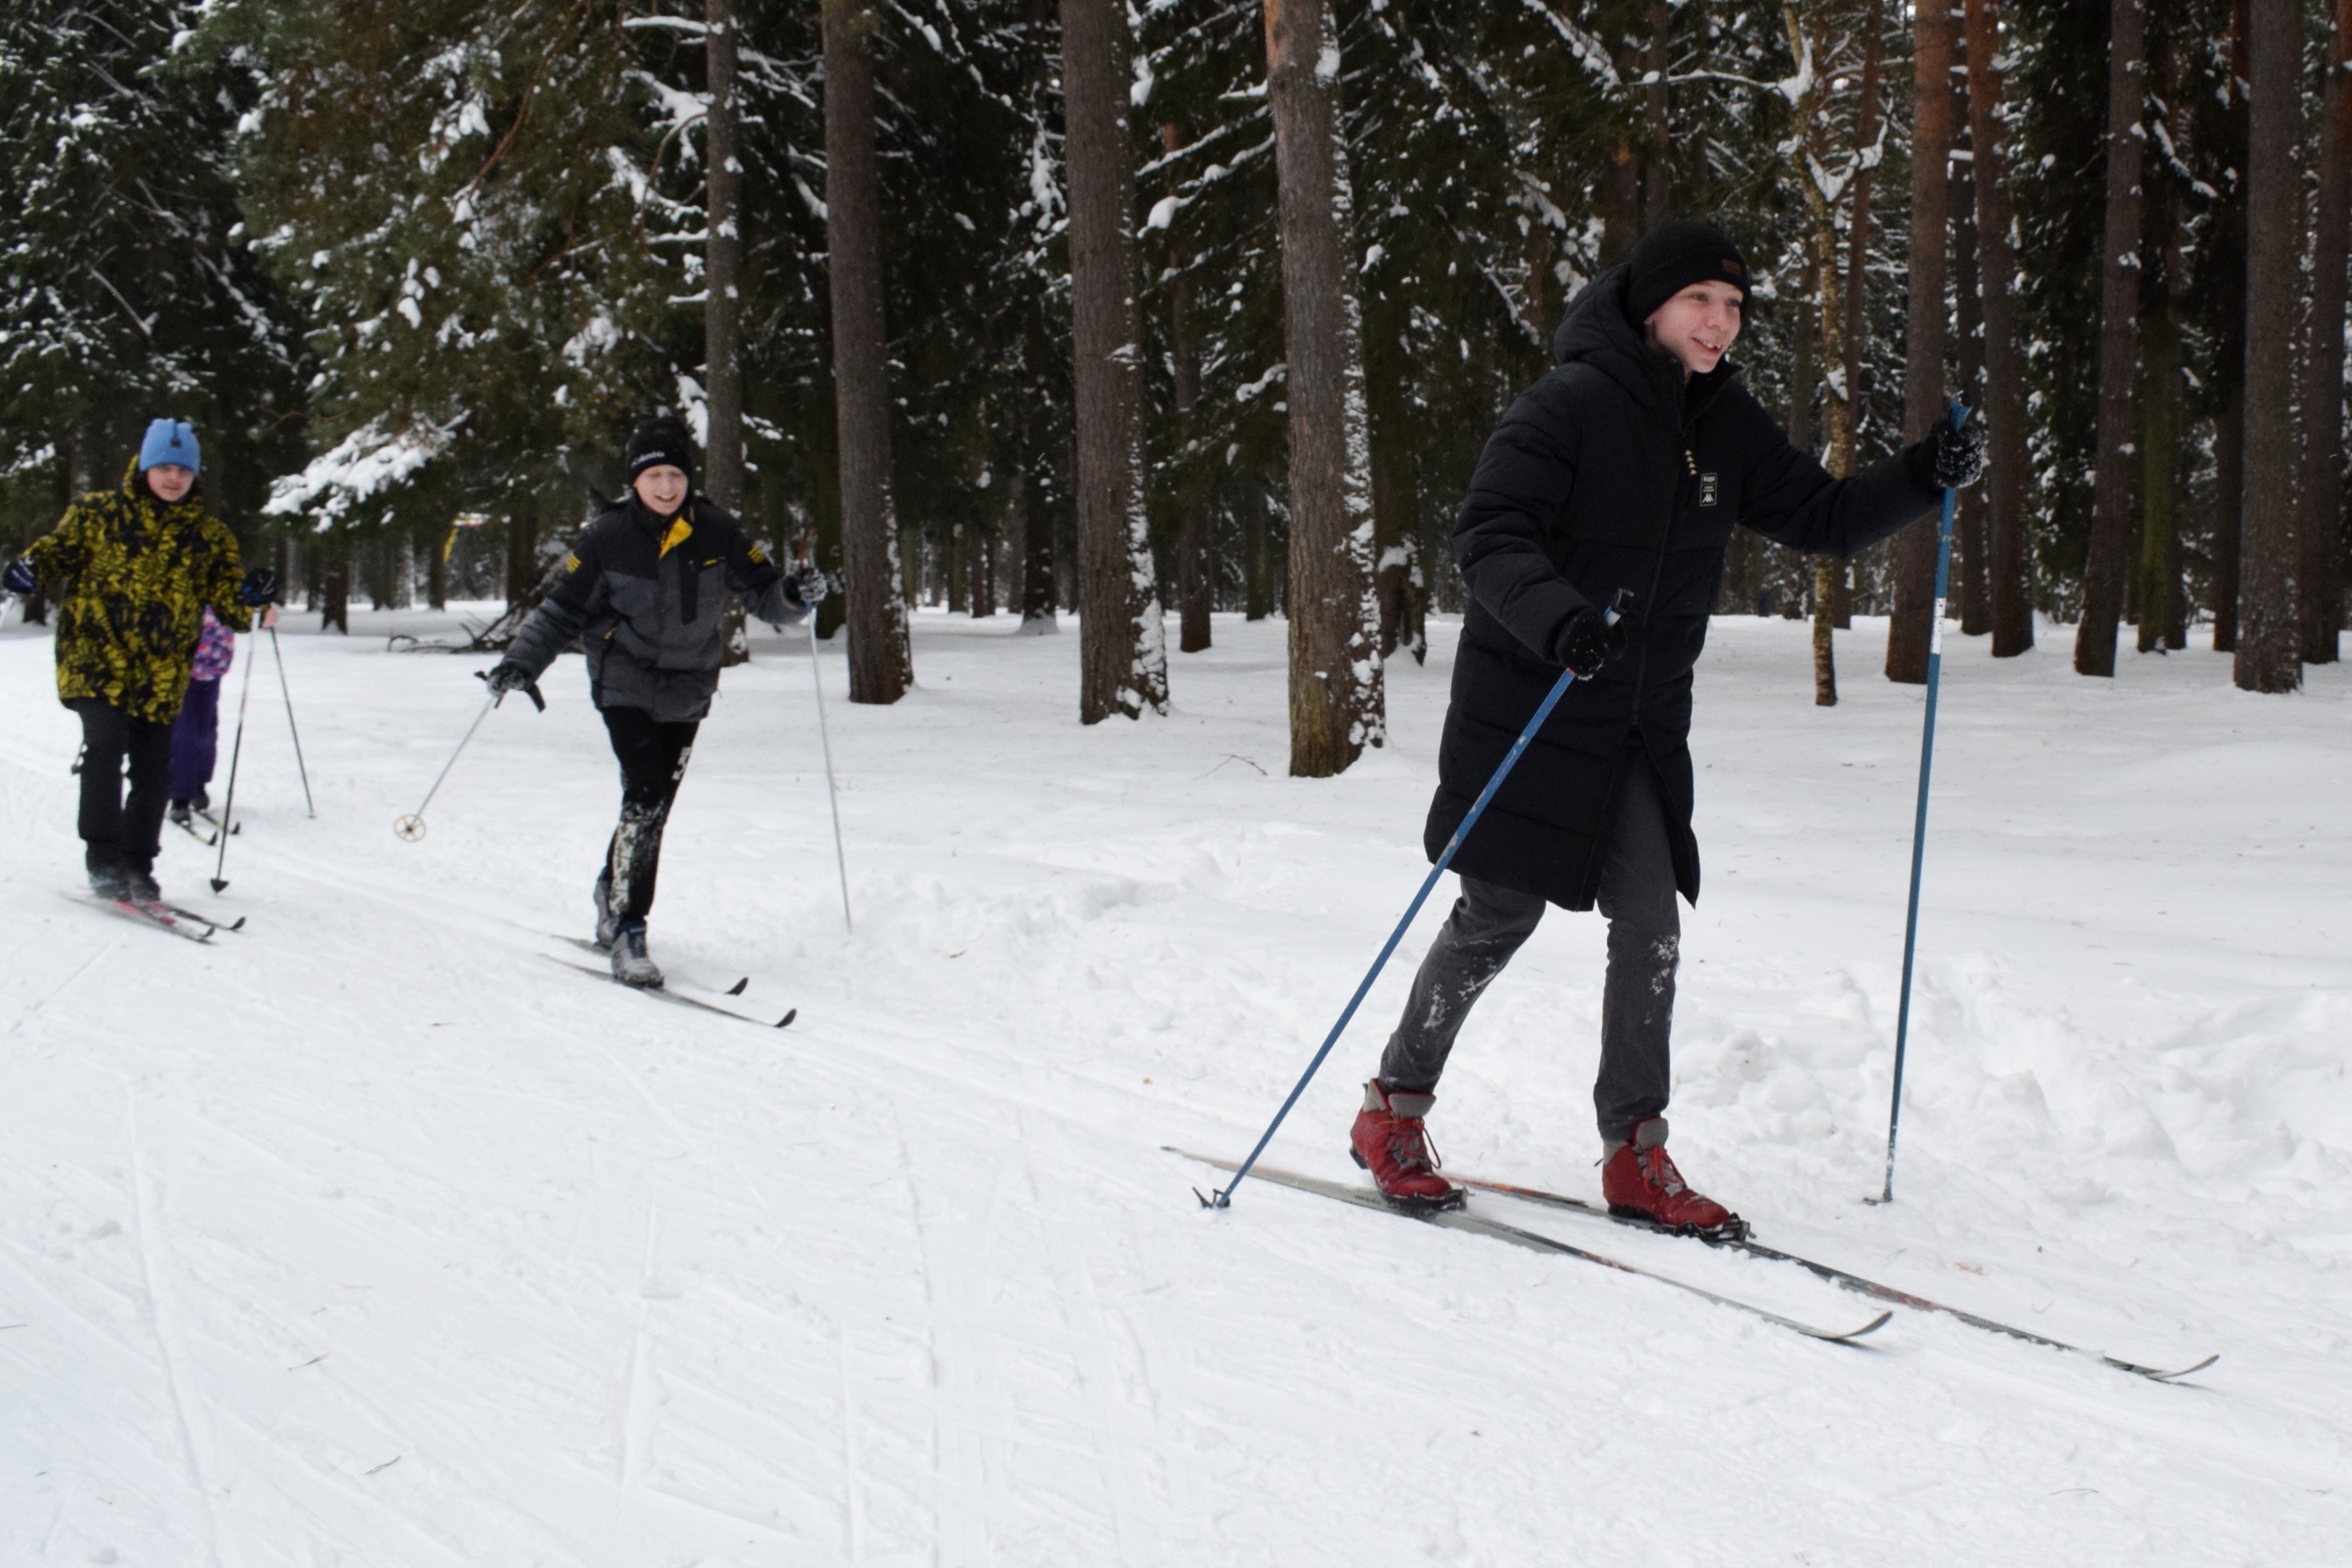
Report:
122,854,162,902
168,799,194,828
85,844,130,900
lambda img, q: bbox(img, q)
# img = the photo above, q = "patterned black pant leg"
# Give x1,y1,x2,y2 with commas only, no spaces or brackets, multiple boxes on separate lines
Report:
600,706,700,922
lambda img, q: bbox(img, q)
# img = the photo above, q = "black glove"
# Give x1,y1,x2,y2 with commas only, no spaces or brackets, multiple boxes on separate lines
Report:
2,557,35,595
238,566,280,606
1907,420,1985,491
479,662,546,711
785,563,830,607
1552,604,1627,678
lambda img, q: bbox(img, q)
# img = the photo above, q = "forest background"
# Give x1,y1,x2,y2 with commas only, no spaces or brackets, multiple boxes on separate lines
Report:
2,0,2344,774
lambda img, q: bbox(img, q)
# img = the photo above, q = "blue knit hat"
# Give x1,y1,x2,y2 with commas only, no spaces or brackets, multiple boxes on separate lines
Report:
138,419,201,475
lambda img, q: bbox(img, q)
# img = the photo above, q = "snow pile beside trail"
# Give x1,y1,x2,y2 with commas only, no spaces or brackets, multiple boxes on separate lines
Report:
1,607,2347,1564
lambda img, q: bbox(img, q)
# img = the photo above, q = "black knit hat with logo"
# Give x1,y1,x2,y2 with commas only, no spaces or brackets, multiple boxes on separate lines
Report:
1624,220,1750,326
623,414,696,487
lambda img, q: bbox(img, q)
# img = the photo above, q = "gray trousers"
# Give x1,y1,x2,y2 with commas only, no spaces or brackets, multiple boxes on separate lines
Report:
1378,760,1680,1143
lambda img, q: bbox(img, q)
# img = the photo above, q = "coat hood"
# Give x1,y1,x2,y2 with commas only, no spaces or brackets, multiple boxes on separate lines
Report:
1552,263,1740,431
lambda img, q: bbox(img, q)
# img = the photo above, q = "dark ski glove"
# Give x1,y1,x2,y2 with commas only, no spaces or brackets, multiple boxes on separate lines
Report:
238,566,280,606
1552,603,1628,678
2,556,35,595
784,563,831,608
479,662,546,711
1906,420,1985,491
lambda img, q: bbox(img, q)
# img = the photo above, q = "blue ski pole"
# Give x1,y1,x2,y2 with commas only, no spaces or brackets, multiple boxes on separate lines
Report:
1204,590,1631,1208
1875,400,1970,1205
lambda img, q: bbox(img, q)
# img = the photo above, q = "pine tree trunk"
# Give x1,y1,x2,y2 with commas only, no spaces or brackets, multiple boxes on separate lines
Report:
1165,124,1214,654
1951,103,1991,636
2209,0,2251,654
2237,0,2303,692
706,0,750,667
1243,483,1272,620
1600,137,1640,268
1264,0,1385,776
1643,1,1673,226
2137,298,2181,654
1963,0,2034,656
822,0,911,703
2138,38,2187,657
2073,0,2146,677
1887,0,1951,684
2297,0,2352,664
427,523,449,609
1062,0,1168,721
1786,4,1850,707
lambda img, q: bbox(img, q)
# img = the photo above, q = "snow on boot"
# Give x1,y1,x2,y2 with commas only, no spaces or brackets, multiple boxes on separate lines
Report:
85,844,129,900
168,799,193,827
1601,1117,1744,1238
593,869,621,950
611,921,664,989
122,858,162,903
1349,1079,1465,1212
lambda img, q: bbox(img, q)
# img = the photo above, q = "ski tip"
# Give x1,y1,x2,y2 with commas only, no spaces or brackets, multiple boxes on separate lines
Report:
727,977,748,997
2139,1353,2219,1383
1831,1310,1895,1342
224,916,248,932
774,1008,796,1029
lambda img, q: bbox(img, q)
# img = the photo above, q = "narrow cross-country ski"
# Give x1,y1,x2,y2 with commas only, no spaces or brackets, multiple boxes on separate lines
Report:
1170,1149,1893,1345
169,814,217,847
154,900,244,933
543,955,795,1028
1448,1169,2217,1382
547,932,746,995
71,892,215,943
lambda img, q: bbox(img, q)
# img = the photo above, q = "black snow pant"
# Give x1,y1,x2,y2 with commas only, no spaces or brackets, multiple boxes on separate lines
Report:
1378,758,1681,1145
70,699,176,872
600,705,698,923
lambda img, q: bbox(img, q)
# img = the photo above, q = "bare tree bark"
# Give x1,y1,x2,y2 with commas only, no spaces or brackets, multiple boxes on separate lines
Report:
706,0,751,667
1644,1,1673,226
2072,0,2144,676
1887,0,1951,684
1963,0,2034,656
1841,0,1885,473
2209,0,2251,654
2297,0,2352,664
2138,24,2187,656
2237,0,2303,692
1786,3,1851,707
1243,481,1272,620
822,0,912,702
1600,136,1640,268
1164,123,1214,654
1264,0,1385,775
1062,0,1169,721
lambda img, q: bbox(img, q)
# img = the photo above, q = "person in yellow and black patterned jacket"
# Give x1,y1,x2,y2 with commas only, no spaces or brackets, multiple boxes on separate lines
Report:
4,420,280,902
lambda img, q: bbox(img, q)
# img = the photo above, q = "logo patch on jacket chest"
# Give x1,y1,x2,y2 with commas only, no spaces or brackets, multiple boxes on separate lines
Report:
1698,473,1720,507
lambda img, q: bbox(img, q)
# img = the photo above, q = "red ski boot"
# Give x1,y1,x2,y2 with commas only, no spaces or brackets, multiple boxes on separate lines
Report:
1349,1079,1465,1212
1601,1117,1746,1238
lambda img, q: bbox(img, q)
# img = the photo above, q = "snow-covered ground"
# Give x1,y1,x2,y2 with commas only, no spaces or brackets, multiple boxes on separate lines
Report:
2,603,2347,1566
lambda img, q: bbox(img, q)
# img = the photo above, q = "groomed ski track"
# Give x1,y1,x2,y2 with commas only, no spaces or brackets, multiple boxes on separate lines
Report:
3,606,2349,1564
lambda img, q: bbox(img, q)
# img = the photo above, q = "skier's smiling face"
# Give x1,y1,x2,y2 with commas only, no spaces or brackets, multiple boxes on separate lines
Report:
632,464,689,516
144,464,194,503
1644,280,1744,379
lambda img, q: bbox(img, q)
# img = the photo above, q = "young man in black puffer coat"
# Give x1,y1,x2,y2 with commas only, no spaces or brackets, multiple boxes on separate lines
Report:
1350,221,1984,1232
487,415,829,988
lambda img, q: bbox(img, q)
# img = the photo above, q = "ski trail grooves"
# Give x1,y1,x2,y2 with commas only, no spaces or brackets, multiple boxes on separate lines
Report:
125,1091,227,1567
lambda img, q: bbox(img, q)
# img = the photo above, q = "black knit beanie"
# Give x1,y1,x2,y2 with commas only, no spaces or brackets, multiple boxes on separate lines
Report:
623,414,696,487
1624,220,1750,326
